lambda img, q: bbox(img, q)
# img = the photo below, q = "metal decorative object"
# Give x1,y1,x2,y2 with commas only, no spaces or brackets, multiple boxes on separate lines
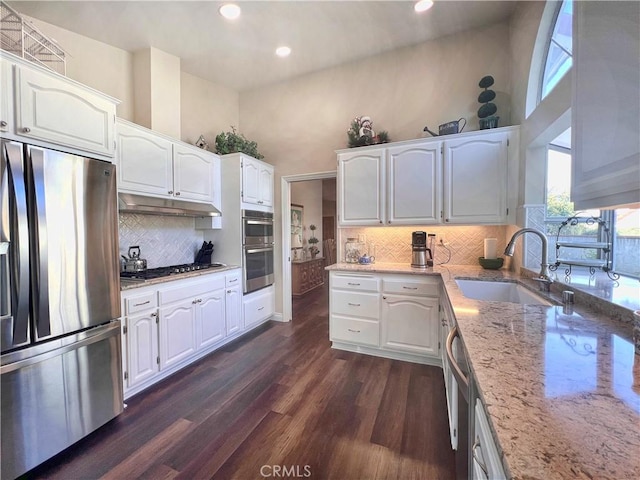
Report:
477,75,498,129
548,215,620,282
0,1,66,74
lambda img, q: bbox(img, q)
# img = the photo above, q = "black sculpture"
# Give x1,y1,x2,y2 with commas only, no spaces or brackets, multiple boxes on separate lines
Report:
477,76,499,129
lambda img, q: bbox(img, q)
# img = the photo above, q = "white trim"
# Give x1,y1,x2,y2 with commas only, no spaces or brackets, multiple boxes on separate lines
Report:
331,342,442,368
281,171,336,323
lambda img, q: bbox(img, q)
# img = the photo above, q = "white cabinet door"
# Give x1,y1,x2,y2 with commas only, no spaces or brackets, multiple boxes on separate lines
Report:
571,1,640,209
473,400,507,480
226,284,243,336
381,294,440,357
116,120,173,196
243,286,274,329
126,311,159,388
241,156,260,205
14,65,116,157
197,288,226,349
173,143,216,203
258,162,274,207
338,148,385,226
159,300,197,369
0,59,12,134
387,142,442,225
443,131,508,224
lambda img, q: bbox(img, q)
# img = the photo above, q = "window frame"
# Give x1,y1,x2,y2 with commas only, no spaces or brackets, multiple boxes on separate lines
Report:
538,0,573,103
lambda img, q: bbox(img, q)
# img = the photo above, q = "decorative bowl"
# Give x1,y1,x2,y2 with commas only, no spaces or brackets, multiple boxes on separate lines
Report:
478,257,504,270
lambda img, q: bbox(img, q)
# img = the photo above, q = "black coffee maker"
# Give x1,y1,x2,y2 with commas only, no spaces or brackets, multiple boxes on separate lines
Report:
411,231,433,268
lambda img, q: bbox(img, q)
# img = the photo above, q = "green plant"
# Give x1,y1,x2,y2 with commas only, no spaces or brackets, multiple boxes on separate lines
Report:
308,225,320,255
215,126,264,159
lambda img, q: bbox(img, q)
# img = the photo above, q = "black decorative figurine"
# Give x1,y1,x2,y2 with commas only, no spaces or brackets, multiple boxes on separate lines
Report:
477,76,499,129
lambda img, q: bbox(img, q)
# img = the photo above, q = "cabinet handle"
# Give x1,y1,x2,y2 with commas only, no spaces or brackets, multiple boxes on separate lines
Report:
192,299,198,304
347,282,360,286
258,306,264,311
150,312,158,317
22,127,31,133
379,220,383,224
175,192,181,196
229,278,238,283
133,300,150,306
258,200,263,204
402,286,418,290
227,290,231,293
347,328,361,333
382,296,387,300
348,302,361,307
168,190,174,194
472,439,489,477
0,120,7,127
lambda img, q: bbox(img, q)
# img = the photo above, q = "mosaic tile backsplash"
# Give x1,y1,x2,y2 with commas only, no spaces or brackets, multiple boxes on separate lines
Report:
338,225,510,266
119,213,204,268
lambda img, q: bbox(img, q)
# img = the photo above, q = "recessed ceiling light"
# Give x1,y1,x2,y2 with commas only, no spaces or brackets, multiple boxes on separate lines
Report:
219,3,241,20
414,0,434,13
275,46,292,58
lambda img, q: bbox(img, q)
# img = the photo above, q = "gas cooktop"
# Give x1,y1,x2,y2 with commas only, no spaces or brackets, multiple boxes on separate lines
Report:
120,262,227,282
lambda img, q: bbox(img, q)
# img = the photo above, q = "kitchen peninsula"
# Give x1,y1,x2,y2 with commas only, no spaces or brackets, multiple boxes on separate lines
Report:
327,263,640,480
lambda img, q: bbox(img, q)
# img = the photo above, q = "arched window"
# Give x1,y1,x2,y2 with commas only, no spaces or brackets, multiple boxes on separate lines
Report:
540,0,572,101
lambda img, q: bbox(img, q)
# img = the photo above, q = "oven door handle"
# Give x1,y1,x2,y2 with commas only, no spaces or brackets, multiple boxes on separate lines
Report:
245,246,274,254
446,325,470,402
245,219,273,226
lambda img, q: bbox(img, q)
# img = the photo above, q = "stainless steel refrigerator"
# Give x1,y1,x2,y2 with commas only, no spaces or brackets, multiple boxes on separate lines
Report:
1,140,123,479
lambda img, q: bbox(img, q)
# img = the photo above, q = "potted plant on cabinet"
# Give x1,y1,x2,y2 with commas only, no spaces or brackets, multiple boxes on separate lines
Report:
308,225,320,258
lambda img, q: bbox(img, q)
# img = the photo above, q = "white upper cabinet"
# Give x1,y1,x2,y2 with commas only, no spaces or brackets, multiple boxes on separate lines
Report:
116,119,219,205
443,130,509,224
14,63,116,158
337,127,516,227
571,1,640,209
0,59,12,134
173,143,216,202
387,142,442,225
338,147,386,225
242,155,274,208
116,120,173,196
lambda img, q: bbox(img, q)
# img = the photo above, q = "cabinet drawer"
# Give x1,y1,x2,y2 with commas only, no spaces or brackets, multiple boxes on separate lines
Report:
125,291,157,315
382,277,439,296
225,271,241,288
159,279,214,305
331,290,379,319
331,316,379,347
331,274,379,292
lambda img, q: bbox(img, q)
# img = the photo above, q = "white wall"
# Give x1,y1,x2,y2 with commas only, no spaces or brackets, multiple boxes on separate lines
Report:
181,72,240,146
26,15,135,120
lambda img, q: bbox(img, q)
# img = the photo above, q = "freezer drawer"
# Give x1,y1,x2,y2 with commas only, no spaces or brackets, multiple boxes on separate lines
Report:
1,321,124,479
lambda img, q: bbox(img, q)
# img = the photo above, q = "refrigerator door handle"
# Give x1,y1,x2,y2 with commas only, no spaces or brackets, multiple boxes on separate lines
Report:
2,141,31,347
28,146,52,339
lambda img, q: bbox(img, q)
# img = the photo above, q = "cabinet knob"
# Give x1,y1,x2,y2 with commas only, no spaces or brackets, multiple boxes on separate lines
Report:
150,312,158,317
0,120,7,127
227,290,231,293
192,299,198,304
445,218,450,223
175,192,181,196
168,190,174,195
22,127,31,133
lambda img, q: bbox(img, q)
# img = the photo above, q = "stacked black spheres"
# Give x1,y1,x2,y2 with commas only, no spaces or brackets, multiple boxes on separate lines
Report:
478,75,499,129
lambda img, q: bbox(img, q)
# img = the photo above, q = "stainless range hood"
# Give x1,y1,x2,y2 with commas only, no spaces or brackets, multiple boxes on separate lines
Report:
118,193,221,217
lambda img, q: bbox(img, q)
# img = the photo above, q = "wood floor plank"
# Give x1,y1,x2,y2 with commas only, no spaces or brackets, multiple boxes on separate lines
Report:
26,284,456,480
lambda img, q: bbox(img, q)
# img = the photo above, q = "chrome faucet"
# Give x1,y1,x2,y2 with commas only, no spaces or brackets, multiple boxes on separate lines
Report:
504,228,552,291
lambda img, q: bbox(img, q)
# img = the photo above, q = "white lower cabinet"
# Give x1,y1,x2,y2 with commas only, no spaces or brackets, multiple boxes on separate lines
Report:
225,272,243,336
243,285,275,330
121,268,245,398
197,286,226,349
473,399,507,480
329,272,440,363
126,309,159,387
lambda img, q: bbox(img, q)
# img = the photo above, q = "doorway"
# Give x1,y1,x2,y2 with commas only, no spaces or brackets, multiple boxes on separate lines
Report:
281,171,336,323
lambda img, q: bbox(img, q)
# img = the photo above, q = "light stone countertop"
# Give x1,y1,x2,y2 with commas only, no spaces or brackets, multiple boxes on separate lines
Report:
327,262,640,480
120,265,241,291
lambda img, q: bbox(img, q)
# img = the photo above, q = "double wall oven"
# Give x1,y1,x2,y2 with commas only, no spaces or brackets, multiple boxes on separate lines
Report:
242,209,274,294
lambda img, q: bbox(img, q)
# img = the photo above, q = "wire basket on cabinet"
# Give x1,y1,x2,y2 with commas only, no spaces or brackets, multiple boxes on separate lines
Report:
1,1,66,75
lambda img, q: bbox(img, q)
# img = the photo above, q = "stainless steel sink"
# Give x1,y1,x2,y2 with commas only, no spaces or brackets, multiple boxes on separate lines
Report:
455,279,552,305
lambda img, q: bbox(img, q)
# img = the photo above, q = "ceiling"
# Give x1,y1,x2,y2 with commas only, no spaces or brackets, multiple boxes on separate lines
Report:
8,1,518,92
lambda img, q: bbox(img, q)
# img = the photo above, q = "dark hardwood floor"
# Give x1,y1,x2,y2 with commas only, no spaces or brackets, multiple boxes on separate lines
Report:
25,284,455,480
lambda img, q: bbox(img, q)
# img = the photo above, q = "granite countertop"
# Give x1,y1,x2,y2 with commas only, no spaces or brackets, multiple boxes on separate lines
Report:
120,264,241,291
327,262,640,479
